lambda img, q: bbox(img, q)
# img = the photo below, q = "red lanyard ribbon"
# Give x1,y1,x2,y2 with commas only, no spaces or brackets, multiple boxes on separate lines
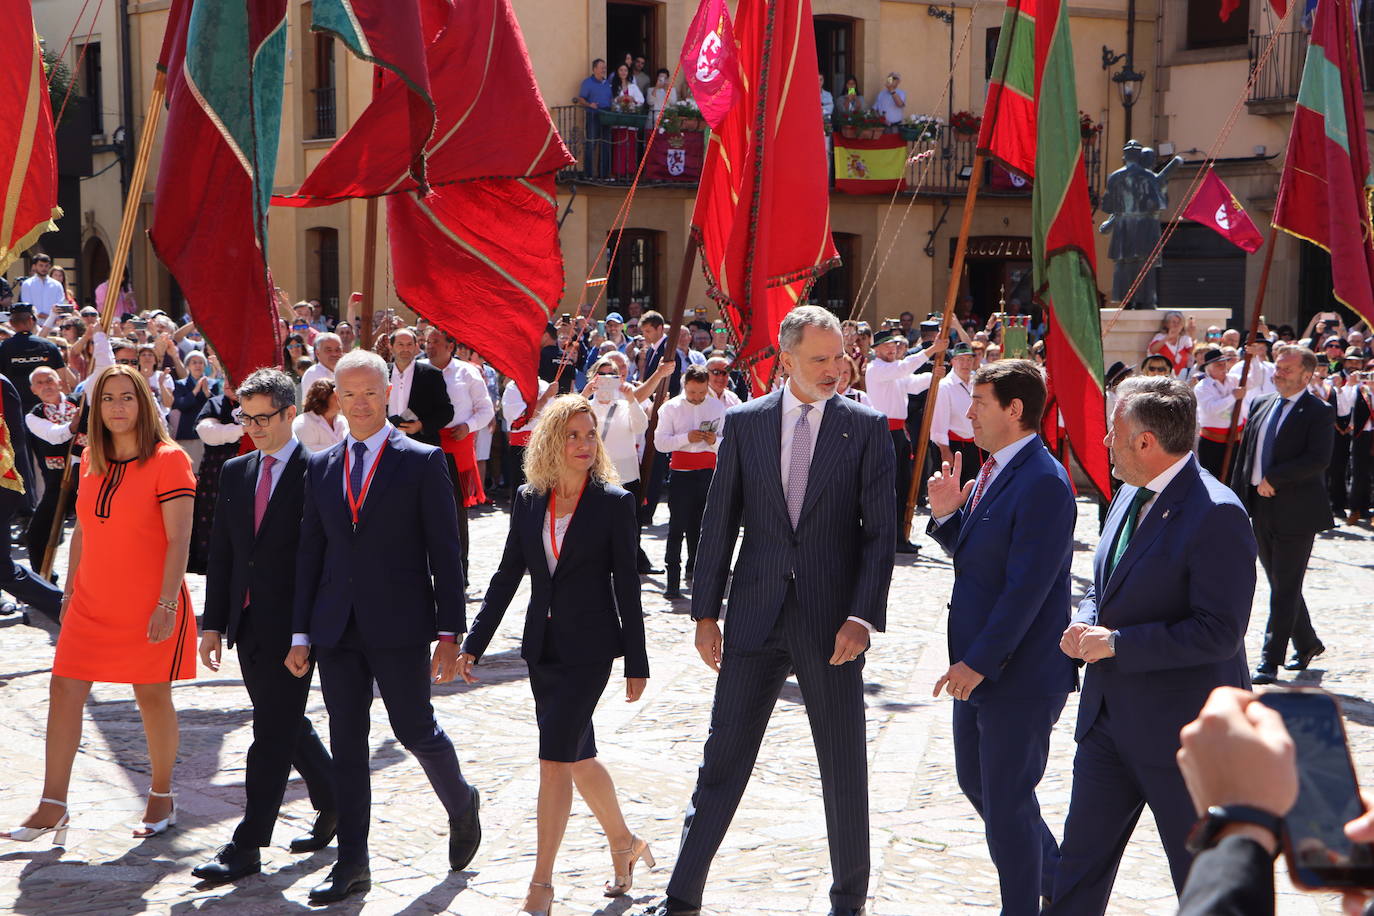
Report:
548,478,588,561
343,438,388,529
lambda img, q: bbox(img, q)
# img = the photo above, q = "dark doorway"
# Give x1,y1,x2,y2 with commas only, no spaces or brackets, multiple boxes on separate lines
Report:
607,2,660,74
306,227,341,316
605,228,663,315
815,16,857,103
80,236,109,307
1297,239,1352,331
1159,223,1247,326
810,233,856,319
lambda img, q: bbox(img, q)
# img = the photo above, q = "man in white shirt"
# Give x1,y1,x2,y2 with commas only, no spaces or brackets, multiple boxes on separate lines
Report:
931,342,980,485
300,333,343,392
704,355,742,408
17,254,65,329
866,329,947,553
501,376,554,499
1228,339,1275,400
1193,348,1248,479
819,72,834,118
423,327,495,577
654,365,728,599
872,72,907,125
388,327,452,446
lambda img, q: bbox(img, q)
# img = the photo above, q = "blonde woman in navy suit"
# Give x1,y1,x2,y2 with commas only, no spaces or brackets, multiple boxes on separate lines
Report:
458,394,651,916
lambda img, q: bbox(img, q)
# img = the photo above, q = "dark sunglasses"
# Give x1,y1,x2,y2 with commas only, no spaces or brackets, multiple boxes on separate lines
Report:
115,358,138,366
708,369,729,376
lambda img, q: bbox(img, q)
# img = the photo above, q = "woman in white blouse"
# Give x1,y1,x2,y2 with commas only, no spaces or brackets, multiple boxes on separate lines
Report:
292,378,347,453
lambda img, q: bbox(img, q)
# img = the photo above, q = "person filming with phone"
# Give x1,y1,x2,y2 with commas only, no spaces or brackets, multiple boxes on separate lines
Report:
1175,686,1374,916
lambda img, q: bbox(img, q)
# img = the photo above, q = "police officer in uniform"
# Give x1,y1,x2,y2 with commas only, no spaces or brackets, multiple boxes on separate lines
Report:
0,304,66,413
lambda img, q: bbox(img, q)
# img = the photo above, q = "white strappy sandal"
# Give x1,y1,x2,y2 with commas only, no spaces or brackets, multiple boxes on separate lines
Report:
1,797,69,845
132,789,176,838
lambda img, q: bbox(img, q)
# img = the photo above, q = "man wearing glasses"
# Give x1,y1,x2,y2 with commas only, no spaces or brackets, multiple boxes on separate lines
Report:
704,356,741,408
193,369,336,884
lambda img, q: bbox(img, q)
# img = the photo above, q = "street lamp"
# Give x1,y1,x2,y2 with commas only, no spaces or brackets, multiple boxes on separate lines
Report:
1101,0,1144,143
1112,65,1145,111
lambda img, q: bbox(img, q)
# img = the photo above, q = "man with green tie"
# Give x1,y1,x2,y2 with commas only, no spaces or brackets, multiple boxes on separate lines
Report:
1045,376,1258,915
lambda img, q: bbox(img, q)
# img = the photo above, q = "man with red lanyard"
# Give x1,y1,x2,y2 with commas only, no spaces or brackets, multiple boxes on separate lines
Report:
931,342,982,488
653,365,727,600
865,326,947,554
1194,348,1248,479
423,328,495,579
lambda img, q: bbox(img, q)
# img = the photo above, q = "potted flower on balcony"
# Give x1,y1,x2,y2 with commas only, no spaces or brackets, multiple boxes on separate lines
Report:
1079,111,1103,143
675,100,704,131
598,90,646,128
857,108,888,139
950,110,981,136
832,108,861,139
899,114,944,142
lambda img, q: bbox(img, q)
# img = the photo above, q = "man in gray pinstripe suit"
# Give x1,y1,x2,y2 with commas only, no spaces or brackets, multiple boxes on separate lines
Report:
638,307,896,916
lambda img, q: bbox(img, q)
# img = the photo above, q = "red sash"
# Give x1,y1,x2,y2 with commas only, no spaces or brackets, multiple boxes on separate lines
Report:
887,418,907,431
1199,424,1244,443
671,450,717,471
949,432,976,443
441,426,486,507
508,429,533,447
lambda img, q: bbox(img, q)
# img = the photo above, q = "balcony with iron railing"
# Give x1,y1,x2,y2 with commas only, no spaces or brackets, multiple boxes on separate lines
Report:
311,86,337,139
1248,28,1374,107
550,105,1103,204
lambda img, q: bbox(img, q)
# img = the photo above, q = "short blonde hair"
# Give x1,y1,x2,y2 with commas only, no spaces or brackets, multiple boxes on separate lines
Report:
522,394,620,495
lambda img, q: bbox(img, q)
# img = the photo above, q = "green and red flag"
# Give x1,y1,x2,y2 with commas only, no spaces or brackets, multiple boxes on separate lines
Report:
149,0,287,385
690,0,839,392
1272,0,1374,325
979,0,1111,497
0,0,61,273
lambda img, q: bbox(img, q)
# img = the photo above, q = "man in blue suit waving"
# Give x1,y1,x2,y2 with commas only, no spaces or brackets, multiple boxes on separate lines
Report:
1046,375,1257,914
926,359,1077,916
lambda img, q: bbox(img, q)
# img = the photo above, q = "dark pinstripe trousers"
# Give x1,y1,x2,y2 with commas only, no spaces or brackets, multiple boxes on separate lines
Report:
668,586,869,910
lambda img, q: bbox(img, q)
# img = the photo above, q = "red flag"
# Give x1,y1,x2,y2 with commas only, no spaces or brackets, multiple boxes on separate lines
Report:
276,0,572,405
1272,0,1374,324
0,0,61,272
681,0,742,129
149,0,287,385
692,0,838,393
1182,170,1264,253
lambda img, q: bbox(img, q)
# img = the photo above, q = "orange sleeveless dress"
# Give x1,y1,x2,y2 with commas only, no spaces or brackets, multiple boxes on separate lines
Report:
52,444,198,683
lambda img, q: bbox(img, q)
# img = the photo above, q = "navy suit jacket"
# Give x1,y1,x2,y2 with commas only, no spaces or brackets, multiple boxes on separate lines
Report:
1073,457,1257,766
689,389,896,650
293,426,466,649
1229,391,1335,536
463,480,648,677
927,436,1077,701
203,444,308,647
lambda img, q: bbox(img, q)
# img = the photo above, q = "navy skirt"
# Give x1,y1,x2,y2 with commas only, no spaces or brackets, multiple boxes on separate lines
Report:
528,644,613,762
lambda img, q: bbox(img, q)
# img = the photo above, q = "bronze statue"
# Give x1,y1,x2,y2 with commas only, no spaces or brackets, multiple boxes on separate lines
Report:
1099,140,1182,309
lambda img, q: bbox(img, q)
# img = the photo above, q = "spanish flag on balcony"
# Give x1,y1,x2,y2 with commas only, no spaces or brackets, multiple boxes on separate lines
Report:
833,134,908,194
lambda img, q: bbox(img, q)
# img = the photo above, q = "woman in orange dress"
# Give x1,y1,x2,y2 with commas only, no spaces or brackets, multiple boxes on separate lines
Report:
1,365,196,846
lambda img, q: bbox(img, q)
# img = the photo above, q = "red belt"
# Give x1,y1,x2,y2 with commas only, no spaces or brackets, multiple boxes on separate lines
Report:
671,450,717,471
1199,424,1243,443
508,430,532,447
887,418,907,431
949,432,976,443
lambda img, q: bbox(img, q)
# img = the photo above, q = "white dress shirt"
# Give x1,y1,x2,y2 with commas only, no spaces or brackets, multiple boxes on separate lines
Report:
930,372,976,445
388,360,417,419
501,378,550,432
1230,357,1276,399
1140,452,1193,521
654,393,728,454
864,349,933,419
709,386,742,408
292,411,347,453
778,385,874,635
1195,374,1248,429
300,361,335,393
18,275,64,322
1251,392,1303,486
430,359,495,430
590,393,648,482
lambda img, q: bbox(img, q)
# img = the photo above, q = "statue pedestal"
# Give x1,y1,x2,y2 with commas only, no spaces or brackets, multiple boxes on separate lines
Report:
1100,307,1232,374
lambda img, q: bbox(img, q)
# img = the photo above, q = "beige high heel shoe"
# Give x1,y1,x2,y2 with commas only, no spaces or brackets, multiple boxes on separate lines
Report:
604,835,656,897
1,798,69,845
133,789,176,838
518,881,555,915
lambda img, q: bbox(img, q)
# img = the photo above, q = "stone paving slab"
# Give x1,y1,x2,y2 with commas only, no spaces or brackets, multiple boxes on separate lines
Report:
0,499,1368,914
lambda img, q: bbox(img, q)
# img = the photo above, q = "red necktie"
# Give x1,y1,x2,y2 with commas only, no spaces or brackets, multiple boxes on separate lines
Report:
254,455,277,534
967,457,997,512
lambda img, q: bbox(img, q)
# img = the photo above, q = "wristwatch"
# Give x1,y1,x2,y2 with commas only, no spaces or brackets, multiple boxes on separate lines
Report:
1185,804,1284,855
1107,629,1119,654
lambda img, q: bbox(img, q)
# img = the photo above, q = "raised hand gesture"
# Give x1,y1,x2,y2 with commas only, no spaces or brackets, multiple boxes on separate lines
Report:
927,452,974,520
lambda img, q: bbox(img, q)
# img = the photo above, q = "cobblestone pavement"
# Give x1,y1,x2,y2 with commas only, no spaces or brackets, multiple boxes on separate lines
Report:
0,497,1370,915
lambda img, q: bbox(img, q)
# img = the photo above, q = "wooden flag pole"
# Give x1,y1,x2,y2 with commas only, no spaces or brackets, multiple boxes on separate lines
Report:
636,242,698,492
902,151,988,540
1219,230,1278,477
42,69,168,579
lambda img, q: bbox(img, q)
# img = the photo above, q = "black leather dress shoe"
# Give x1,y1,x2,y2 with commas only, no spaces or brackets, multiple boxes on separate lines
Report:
289,810,337,853
307,862,371,904
1252,666,1278,685
191,842,262,883
635,897,701,916
895,542,921,555
449,786,481,871
828,908,866,916
1285,642,1326,671
662,588,684,600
